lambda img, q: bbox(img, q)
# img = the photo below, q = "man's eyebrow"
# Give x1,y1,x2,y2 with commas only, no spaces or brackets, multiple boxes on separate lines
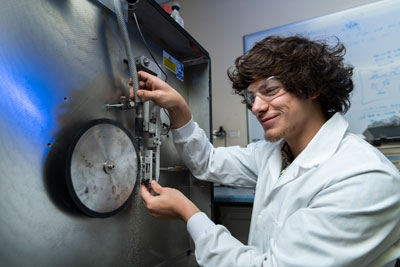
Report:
257,82,268,91
249,77,280,92
261,79,278,90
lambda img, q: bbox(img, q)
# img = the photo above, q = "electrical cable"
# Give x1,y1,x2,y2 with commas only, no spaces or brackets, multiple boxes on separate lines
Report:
114,0,144,150
114,0,140,101
130,8,172,135
132,11,168,82
161,108,171,135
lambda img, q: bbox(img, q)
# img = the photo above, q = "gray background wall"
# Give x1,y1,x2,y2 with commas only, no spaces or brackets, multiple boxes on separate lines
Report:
170,0,379,147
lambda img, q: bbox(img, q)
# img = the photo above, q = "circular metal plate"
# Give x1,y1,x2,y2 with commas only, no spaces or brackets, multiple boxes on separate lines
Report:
66,119,139,217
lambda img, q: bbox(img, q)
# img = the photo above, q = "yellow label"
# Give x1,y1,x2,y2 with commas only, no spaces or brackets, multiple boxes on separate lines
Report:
163,56,176,73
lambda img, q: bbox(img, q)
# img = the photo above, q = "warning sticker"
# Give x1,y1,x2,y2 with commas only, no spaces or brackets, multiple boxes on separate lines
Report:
163,50,184,82
163,54,176,73
176,61,184,82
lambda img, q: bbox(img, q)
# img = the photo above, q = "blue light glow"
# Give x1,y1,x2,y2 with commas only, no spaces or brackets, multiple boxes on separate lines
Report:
0,51,57,149
1,75,45,126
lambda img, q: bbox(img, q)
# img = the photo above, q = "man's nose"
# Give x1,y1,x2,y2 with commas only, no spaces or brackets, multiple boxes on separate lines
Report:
251,96,269,115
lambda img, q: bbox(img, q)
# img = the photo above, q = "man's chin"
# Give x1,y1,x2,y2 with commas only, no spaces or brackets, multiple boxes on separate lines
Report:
264,131,282,142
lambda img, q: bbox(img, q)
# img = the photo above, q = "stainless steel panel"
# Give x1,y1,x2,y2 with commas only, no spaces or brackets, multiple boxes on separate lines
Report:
0,0,210,266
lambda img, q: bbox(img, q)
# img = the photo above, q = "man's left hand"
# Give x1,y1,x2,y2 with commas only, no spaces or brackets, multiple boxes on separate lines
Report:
141,180,200,222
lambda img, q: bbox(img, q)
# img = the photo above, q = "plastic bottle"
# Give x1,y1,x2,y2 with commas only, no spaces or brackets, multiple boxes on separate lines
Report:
170,2,184,28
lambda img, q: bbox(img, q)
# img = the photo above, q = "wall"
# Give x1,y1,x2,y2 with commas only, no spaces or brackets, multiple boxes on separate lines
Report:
172,0,379,147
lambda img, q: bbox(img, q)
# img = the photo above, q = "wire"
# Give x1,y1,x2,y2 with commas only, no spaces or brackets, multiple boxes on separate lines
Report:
161,108,171,135
114,0,140,100
129,6,171,134
162,108,170,119
132,11,168,82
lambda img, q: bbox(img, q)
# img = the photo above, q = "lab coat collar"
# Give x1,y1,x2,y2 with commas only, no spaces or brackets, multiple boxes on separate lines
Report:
294,112,349,169
271,113,348,189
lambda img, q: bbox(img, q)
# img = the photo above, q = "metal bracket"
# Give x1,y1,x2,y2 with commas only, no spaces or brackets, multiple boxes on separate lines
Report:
140,150,153,184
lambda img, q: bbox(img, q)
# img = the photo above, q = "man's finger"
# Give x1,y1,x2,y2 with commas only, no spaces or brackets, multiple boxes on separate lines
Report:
151,180,163,195
139,80,148,89
138,70,153,81
141,184,153,203
129,87,134,100
137,89,157,102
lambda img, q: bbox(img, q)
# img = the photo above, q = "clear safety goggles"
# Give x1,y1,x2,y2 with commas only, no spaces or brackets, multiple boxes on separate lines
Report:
243,76,286,108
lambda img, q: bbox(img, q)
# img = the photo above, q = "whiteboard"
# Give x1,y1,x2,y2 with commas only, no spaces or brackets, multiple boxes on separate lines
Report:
244,0,400,142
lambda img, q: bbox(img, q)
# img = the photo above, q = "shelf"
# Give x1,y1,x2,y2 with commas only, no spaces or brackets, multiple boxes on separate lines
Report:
97,0,210,64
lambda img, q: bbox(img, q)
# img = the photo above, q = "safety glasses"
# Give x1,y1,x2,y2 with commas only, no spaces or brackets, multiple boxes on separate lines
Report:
243,76,286,108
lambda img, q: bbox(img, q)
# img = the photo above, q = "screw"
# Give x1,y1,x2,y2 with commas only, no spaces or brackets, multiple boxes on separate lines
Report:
103,160,116,174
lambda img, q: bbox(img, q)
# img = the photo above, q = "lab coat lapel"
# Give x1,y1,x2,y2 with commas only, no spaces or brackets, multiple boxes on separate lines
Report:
272,113,349,189
267,144,284,187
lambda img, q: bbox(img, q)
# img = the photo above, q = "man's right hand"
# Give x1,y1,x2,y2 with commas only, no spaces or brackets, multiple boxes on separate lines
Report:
129,71,192,129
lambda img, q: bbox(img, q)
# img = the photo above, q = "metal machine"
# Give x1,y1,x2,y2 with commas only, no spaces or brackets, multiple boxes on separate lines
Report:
0,0,212,266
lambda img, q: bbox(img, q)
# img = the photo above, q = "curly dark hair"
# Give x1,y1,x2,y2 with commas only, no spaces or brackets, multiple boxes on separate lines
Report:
228,35,354,117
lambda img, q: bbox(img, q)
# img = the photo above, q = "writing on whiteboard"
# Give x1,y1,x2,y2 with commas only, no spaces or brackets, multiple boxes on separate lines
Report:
359,66,400,104
357,65,400,124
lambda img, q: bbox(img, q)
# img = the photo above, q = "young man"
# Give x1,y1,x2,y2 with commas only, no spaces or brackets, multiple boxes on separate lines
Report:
137,36,400,266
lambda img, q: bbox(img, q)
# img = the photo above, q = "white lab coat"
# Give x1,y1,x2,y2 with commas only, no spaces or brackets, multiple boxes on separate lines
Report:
171,113,400,267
